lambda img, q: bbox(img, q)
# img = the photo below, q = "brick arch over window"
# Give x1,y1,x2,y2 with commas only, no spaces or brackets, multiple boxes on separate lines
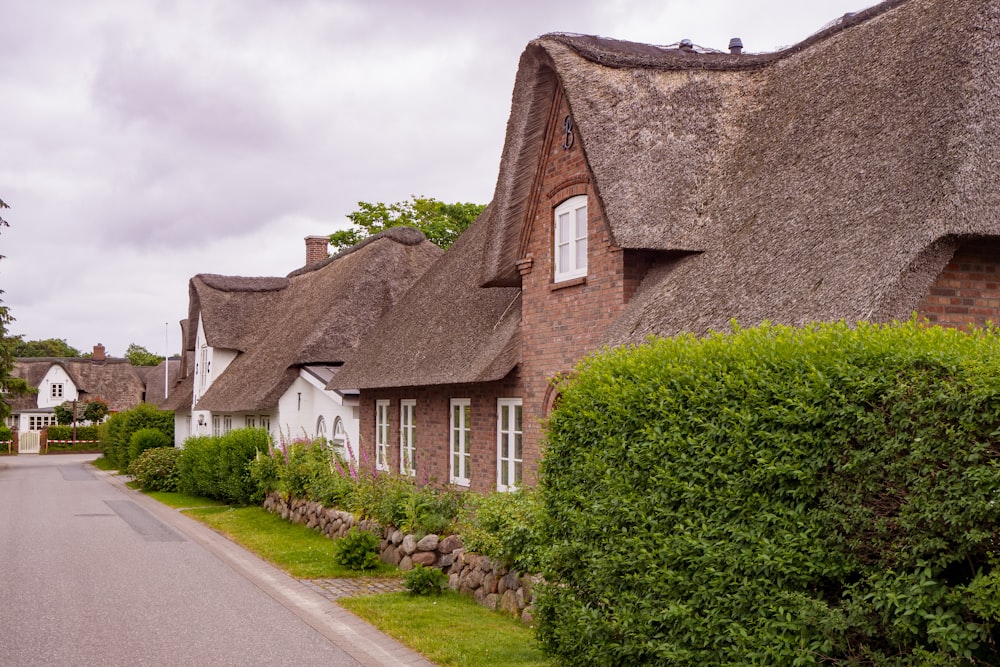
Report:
916,238,1000,329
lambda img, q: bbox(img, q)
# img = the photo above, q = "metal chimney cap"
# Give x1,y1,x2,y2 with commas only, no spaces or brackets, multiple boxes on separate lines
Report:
729,37,743,49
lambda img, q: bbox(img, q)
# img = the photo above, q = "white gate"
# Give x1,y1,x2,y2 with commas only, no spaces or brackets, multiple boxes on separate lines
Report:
18,432,40,454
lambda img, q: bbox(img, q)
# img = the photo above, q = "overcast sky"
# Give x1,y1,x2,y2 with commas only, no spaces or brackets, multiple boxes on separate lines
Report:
1,0,875,358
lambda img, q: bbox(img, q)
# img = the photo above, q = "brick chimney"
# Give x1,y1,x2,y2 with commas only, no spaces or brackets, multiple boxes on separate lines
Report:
92,344,106,362
305,236,330,266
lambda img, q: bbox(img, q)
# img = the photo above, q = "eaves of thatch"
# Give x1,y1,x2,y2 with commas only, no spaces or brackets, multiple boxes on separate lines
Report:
332,207,522,391
193,227,442,413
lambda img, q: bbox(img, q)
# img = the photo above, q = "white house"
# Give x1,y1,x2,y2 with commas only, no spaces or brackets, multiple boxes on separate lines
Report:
164,228,441,461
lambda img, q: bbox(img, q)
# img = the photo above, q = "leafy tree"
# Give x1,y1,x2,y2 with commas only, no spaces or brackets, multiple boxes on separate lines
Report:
83,399,109,424
329,196,485,253
53,402,76,425
12,337,82,358
0,199,34,419
125,343,164,367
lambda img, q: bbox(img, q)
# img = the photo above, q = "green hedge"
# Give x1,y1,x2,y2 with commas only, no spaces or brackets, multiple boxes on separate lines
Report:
100,404,174,469
537,321,1000,666
176,428,271,505
46,425,100,441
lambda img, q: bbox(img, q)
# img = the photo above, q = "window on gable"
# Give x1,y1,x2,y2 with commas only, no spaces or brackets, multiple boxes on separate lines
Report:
400,399,416,476
554,195,588,282
51,383,64,399
375,400,390,472
497,398,523,492
450,399,471,486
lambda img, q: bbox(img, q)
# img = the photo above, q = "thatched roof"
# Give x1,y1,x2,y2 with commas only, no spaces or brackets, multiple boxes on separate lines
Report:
598,0,1000,342
8,358,147,412
332,207,522,390
334,0,1000,389
137,358,183,408
191,227,441,412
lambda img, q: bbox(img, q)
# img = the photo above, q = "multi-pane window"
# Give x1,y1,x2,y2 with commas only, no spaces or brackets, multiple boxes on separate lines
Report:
400,399,416,476
450,399,471,486
375,400,390,472
259,415,271,432
28,414,56,431
223,415,232,434
246,415,256,429
331,417,348,461
497,398,523,491
50,383,64,399
212,415,221,437
553,195,588,282
198,346,209,393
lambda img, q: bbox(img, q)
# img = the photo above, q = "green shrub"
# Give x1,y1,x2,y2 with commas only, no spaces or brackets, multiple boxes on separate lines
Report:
100,404,173,470
459,490,543,571
333,528,380,570
0,426,10,441
537,320,1000,666
128,447,181,491
404,564,448,596
216,428,272,505
128,427,172,463
176,435,222,499
177,428,271,505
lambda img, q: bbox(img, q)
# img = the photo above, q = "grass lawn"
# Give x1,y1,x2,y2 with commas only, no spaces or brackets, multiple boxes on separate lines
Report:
184,505,397,579
341,590,555,667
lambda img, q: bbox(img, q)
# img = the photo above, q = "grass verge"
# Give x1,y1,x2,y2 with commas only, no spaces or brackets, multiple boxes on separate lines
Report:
184,505,396,579
341,590,554,667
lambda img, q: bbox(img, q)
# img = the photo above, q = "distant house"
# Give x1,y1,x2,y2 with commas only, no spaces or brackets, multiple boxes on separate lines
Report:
333,0,1000,492
7,344,148,433
165,228,441,457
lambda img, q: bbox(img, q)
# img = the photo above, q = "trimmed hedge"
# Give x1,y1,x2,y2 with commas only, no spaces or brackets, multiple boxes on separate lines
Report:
100,404,174,469
176,428,271,505
537,321,1000,666
46,425,100,442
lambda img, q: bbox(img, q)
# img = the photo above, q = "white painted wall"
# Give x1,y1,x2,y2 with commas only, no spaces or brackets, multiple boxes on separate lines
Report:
36,365,78,409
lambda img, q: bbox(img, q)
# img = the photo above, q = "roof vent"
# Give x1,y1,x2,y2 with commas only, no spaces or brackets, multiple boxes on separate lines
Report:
729,37,743,55
679,38,695,54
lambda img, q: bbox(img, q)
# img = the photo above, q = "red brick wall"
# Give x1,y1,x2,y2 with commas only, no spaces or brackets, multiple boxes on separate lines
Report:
516,91,632,485
916,240,1000,329
356,372,522,494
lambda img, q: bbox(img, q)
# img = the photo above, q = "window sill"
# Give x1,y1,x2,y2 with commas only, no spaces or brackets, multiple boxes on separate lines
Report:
551,276,587,291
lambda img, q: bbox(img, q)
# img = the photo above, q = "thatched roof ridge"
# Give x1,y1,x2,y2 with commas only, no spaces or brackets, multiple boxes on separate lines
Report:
604,0,1000,343
194,229,441,412
332,206,522,390
546,0,908,71
287,226,428,278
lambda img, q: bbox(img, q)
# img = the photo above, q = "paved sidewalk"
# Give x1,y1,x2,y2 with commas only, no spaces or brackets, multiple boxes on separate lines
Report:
304,577,407,601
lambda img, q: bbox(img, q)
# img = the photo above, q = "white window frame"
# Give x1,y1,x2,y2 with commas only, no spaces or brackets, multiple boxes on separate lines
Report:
553,195,588,282
450,399,471,486
259,415,271,432
375,400,390,472
212,415,221,437
223,415,232,434
50,383,64,399
496,398,523,491
330,416,348,460
400,399,416,476
246,415,256,429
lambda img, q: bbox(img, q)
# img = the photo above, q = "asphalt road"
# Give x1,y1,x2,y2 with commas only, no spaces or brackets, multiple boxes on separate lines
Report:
0,454,433,667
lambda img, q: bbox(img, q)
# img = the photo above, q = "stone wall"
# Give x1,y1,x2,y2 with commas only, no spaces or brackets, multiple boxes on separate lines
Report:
263,492,536,621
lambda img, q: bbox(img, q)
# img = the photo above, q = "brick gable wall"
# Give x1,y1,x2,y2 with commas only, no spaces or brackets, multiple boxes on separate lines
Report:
516,90,634,485
917,240,1000,329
